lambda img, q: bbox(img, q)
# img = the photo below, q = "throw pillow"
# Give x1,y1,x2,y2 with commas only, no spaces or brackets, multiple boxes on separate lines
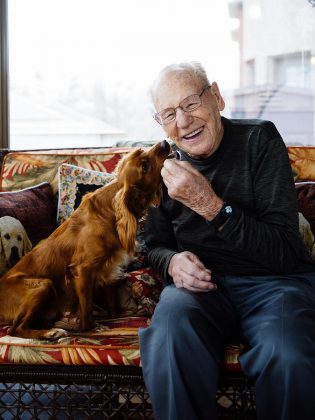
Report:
0,182,57,275
126,267,163,315
288,147,315,181
57,163,116,224
0,147,132,193
296,182,315,257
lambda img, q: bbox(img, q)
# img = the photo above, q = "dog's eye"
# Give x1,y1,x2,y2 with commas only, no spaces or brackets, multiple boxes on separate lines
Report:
17,235,22,241
141,160,149,173
4,234,10,240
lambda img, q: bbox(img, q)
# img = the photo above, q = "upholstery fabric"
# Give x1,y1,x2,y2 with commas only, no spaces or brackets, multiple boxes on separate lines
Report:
126,267,163,315
296,182,315,258
57,163,115,224
296,182,315,234
0,316,242,369
0,147,132,193
0,182,57,247
288,147,315,181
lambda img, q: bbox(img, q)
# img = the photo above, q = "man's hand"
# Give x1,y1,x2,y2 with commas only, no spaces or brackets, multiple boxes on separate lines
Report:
168,251,217,292
161,159,223,220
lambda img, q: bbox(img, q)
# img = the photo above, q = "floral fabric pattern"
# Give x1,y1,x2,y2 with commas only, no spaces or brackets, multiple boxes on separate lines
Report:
57,163,115,224
288,146,315,181
0,317,242,369
0,148,131,193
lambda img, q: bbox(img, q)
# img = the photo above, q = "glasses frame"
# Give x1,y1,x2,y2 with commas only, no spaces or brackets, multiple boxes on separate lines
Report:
153,84,211,126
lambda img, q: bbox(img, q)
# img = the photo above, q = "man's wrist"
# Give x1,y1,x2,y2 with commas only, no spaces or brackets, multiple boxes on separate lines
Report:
206,202,233,230
202,198,224,221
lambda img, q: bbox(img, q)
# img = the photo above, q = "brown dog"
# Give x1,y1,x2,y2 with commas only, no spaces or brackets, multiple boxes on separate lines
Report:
0,140,170,339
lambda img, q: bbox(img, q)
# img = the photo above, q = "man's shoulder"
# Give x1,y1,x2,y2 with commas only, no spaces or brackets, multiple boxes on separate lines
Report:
225,117,281,139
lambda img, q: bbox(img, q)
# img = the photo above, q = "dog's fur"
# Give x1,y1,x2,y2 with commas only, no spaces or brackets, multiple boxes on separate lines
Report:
0,141,170,339
0,216,32,276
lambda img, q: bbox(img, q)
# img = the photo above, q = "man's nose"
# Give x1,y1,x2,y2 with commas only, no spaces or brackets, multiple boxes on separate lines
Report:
175,108,193,128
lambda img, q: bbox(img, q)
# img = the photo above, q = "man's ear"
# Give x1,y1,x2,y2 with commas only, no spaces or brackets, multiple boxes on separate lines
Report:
210,82,225,112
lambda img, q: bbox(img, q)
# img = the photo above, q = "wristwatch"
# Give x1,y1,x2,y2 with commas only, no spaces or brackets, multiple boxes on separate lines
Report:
207,202,233,230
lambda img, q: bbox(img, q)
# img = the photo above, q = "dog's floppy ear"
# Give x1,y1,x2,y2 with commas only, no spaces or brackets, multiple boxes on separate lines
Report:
113,187,138,254
0,232,4,256
150,186,162,208
22,231,32,255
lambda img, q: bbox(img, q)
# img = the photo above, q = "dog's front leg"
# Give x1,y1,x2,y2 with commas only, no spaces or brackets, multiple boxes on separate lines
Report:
71,266,95,332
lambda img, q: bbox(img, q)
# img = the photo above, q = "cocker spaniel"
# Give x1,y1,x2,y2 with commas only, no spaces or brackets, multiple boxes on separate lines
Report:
0,140,170,339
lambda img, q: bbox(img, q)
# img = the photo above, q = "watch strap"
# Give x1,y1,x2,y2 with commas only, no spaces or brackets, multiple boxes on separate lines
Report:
206,202,233,230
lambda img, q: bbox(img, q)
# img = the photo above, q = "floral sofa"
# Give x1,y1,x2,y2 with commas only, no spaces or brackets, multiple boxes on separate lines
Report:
0,144,314,419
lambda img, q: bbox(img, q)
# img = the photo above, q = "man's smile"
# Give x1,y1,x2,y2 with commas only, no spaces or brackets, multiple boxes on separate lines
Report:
182,126,204,141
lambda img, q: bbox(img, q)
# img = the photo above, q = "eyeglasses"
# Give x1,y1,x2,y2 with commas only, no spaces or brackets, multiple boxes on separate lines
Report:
153,84,211,125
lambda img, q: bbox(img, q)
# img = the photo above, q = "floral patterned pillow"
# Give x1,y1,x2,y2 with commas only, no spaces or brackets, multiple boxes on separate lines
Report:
126,267,163,315
57,163,115,224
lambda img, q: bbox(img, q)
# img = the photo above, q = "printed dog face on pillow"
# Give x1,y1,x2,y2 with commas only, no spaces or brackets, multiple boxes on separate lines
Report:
298,212,315,258
0,216,32,275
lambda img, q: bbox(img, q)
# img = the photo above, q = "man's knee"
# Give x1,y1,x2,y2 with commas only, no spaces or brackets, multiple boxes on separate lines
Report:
153,285,206,332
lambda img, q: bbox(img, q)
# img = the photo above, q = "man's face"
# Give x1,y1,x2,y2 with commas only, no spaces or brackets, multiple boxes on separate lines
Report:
153,72,225,159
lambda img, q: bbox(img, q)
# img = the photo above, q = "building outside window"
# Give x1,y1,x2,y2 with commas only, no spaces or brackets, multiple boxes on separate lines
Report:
228,0,315,145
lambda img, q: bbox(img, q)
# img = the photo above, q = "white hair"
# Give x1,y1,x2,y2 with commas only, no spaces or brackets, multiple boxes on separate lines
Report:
150,61,210,104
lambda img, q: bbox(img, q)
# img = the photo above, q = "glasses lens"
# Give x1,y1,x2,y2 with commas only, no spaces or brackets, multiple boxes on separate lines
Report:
159,109,176,125
181,94,201,112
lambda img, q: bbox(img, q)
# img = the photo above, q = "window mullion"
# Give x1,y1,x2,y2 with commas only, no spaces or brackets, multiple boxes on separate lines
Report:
0,0,9,149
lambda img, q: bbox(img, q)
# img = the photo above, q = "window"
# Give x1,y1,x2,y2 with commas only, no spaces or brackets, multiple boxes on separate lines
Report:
6,0,239,150
273,52,311,87
229,0,315,145
2,0,315,149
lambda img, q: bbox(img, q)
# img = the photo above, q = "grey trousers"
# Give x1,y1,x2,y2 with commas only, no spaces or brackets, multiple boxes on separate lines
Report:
139,273,315,420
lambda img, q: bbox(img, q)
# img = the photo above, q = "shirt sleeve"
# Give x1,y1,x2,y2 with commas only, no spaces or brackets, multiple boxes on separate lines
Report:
217,125,307,274
145,202,178,283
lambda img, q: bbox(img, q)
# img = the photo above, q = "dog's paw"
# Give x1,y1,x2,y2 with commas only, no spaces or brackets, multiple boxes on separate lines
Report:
45,328,68,340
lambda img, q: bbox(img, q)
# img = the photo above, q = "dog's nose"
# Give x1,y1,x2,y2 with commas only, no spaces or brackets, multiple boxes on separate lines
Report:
9,246,20,266
160,139,171,155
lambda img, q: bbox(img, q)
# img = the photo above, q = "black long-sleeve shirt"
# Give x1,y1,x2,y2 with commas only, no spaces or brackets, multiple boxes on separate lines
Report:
145,117,315,281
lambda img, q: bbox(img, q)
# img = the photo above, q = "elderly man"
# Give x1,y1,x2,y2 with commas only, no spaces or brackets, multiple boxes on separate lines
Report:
139,62,315,420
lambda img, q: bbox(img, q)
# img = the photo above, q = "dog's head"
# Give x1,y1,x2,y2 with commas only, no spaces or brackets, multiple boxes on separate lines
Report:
114,140,170,253
0,216,32,269
116,140,171,212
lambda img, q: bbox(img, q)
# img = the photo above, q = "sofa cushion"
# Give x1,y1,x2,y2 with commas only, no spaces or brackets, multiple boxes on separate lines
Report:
57,163,115,224
296,182,315,258
126,267,163,315
0,182,57,275
296,182,315,232
288,147,315,181
0,147,132,193
0,316,243,371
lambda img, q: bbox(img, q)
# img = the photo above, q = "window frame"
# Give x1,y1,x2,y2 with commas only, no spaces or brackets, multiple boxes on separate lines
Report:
0,0,9,149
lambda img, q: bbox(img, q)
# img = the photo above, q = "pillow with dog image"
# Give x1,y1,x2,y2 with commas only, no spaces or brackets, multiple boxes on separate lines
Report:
296,182,315,258
0,182,57,275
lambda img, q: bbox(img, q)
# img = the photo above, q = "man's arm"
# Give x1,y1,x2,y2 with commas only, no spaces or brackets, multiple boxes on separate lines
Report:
217,131,303,274
145,204,217,290
145,203,178,283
